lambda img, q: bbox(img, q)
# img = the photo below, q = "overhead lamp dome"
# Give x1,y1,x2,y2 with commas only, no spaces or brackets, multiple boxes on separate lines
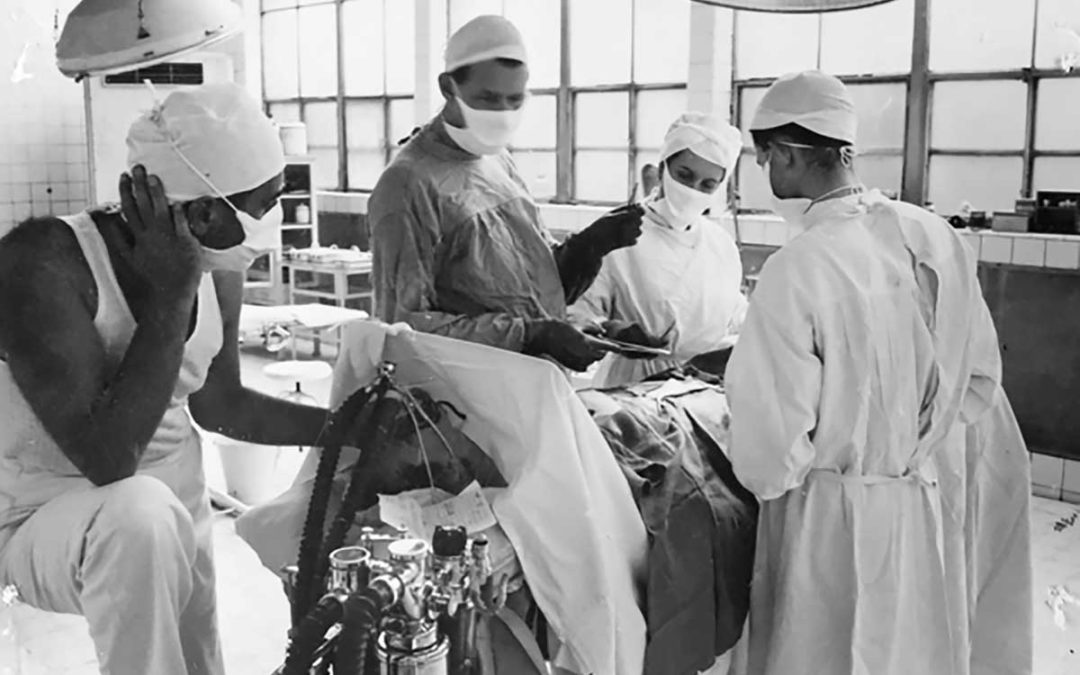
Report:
56,0,242,80
691,0,897,12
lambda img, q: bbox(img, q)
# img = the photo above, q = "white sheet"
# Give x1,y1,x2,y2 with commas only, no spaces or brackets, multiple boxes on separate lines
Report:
237,321,648,675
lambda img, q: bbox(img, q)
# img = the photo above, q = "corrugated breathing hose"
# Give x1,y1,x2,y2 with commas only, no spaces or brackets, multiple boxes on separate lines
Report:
334,583,396,675
293,378,387,625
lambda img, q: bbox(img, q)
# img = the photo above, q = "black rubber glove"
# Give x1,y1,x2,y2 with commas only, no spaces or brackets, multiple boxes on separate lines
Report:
603,320,666,346
685,346,735,379
594,320,667,360
523,319,607,372
576,204,645,257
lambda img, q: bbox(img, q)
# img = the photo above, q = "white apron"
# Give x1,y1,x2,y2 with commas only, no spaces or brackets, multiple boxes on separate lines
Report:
569,211,747,388
727,191,1005,675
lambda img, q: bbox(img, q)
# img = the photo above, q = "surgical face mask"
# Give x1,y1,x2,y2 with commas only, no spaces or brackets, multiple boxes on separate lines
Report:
656,166,716,227
199,202,283,273
445,87,525,155
761,157,812,226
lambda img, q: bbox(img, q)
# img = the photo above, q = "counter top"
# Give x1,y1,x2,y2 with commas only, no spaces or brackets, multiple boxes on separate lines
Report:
312,192,1080,271
729,214,1080,271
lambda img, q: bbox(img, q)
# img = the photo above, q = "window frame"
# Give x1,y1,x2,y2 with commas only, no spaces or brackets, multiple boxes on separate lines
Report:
260,0,413,192
729,0,1080,213
733,73,909,211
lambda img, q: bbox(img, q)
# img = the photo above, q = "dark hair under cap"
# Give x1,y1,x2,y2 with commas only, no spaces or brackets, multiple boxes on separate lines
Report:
449,57,525,85
750,123,850,149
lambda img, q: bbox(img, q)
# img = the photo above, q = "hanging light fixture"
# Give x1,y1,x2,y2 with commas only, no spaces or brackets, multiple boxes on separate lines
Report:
691,0,897,12
56,0,242,81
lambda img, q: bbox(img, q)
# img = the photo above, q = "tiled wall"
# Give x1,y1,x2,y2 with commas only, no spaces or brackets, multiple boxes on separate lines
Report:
0,2,90,238
1032,455,1080,503
316,191,753,243
733,217,1080,271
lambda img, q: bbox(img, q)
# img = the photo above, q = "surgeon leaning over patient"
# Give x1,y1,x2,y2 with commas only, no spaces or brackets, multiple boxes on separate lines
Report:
726,70,1032,675
570,113,748,388
0,84,345,675
370,15,648,373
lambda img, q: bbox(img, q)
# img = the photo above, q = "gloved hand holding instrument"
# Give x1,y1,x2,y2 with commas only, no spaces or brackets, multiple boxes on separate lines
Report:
583,320,675,360
523,319,609,372
575,203,646,256
553,201,645,305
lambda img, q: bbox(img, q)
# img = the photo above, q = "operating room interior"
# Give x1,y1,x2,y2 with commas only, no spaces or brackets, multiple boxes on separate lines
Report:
1,0,1080,674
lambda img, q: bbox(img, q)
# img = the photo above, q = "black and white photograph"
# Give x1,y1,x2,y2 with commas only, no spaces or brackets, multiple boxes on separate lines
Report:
0,0,1078,673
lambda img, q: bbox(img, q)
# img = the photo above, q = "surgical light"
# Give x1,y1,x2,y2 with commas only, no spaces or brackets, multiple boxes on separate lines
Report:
690,0,898,12
56,0,242,81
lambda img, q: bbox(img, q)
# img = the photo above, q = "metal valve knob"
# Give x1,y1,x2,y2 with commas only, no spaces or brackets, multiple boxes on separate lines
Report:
432,526,468,557
388,538,430,565
329,546,371,593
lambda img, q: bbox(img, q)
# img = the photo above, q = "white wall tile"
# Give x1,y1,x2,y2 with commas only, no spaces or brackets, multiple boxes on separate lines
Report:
1063,459,1080,494
65,145,85,164
763,221,787,246
1010,237,1046,266
1034,484,1063,501
979,234,1014,263
1045,239,1080,269
958,231,981,257
739,219,767,245
66,163,88,182
1031,453,1065,489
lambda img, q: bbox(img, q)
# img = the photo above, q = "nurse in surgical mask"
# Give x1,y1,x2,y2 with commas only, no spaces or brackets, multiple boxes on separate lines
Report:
569,113,750,388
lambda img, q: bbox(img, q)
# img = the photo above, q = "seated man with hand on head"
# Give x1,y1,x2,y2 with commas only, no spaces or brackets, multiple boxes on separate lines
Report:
370,15,648,373
0,83,344,675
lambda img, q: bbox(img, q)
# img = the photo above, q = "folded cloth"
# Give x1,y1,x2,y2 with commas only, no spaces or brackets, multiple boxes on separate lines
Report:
588,383,758,675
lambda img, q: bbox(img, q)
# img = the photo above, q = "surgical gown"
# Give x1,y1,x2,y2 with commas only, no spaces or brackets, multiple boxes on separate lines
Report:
370,117,597,351
569,208,748,388
725,190,1031,675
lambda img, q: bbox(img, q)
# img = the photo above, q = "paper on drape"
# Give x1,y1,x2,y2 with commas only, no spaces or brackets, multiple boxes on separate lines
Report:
378,482,499,540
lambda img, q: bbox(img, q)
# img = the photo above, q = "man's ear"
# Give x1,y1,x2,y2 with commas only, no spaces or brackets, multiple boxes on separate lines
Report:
184,197,217,239
437,73,455,102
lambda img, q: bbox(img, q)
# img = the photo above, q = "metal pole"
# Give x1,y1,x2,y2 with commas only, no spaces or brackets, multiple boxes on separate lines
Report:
336,0,348,190
556,0,573,202
900,0,930,206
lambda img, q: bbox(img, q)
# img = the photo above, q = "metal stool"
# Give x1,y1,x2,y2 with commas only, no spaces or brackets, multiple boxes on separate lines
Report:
262,360,333,406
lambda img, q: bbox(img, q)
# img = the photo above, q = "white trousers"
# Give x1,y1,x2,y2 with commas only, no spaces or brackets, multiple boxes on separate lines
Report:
0,472,223,675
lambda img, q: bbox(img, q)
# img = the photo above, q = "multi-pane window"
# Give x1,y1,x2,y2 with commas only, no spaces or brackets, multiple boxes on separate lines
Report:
260,0,415,190
733,0,1080,215
733,0,913,211
449,0,690,204
926,0,1080,214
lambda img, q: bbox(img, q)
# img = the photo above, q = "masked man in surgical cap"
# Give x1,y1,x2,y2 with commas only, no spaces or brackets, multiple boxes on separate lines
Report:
369,15,647,373
725,71,1032,675
0,83,342,675
569,112,749,388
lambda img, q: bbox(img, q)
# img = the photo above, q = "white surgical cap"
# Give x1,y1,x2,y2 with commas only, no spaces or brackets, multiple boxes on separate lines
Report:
749,70,857,145
659,112,744,171
444,15,528,72
127,83,286,202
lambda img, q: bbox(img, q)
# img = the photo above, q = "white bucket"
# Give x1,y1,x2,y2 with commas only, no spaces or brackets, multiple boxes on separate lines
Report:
278,122,308,157
215,437,288,506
